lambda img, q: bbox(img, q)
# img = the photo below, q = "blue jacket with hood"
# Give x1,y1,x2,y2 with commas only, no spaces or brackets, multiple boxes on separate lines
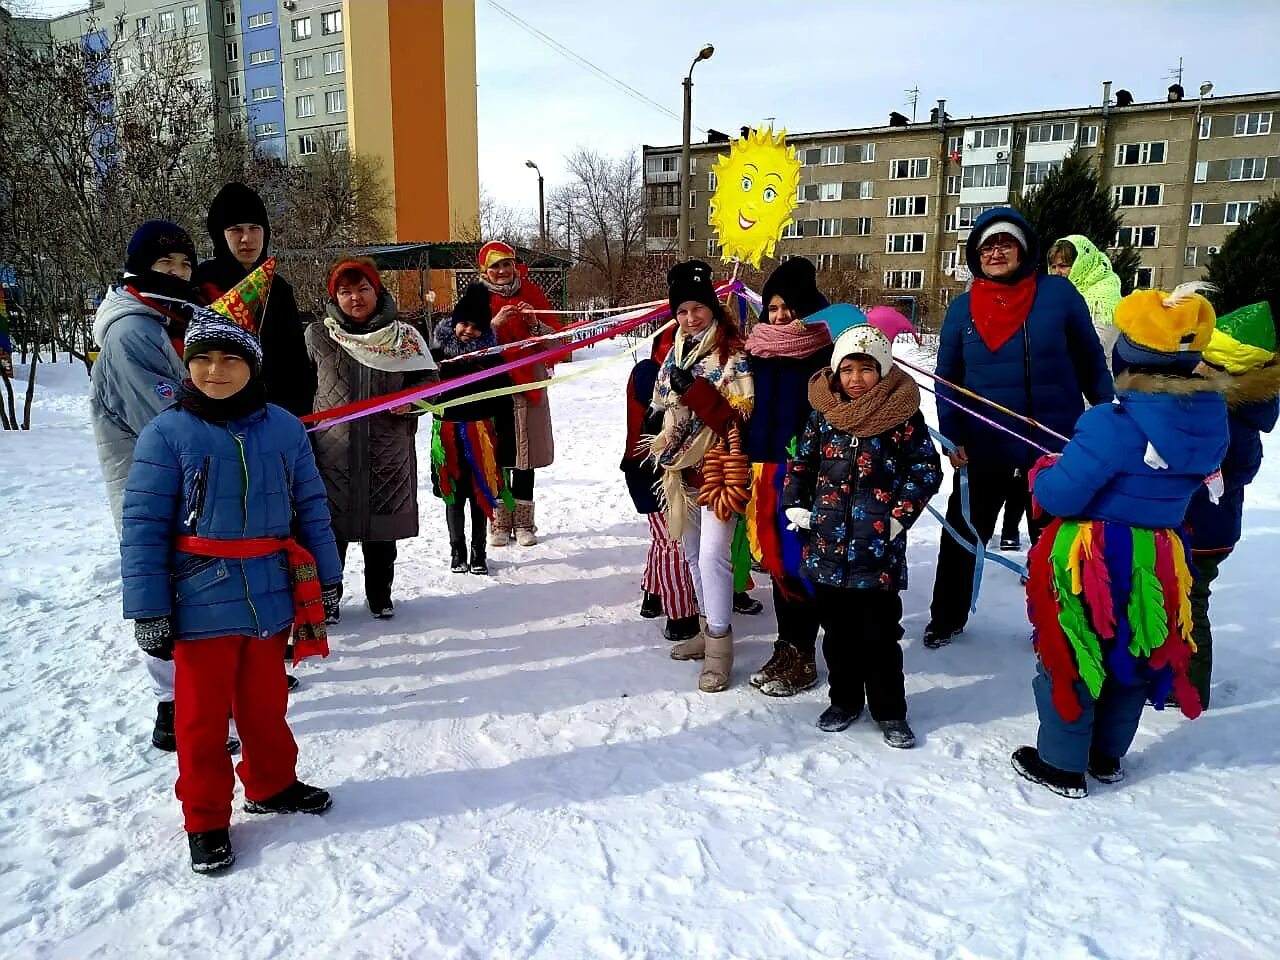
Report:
1033,370,1228,529
936,208,1114,469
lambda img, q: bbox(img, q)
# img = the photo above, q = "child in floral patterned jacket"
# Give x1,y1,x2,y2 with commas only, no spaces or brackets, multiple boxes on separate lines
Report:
782,305,942,746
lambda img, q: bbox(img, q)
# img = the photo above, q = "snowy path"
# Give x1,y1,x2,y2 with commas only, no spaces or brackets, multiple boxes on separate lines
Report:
3,348,1279,960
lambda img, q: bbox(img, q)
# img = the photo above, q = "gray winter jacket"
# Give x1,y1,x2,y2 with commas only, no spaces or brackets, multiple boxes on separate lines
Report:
89,287,187,533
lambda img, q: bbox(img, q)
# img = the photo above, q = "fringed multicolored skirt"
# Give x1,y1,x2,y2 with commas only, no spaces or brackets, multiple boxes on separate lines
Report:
744,462,811,601
430,418,514,519
1027,517,1203,724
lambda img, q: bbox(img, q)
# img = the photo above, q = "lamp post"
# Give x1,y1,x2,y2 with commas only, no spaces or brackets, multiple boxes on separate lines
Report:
678,42,714,260
525,159,546,250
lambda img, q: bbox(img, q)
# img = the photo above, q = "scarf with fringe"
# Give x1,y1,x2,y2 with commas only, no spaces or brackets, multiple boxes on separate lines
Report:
806,365,921,438
323,295,438,374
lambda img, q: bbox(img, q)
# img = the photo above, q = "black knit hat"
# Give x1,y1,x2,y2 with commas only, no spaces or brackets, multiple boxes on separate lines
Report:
124,220,197,276
760,257,829,319
207,182,271,261
452,283,493,333
667,259,723,319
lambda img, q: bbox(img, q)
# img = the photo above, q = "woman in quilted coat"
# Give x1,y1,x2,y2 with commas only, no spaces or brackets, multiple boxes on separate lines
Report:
305,257,439,619
782,306,942,747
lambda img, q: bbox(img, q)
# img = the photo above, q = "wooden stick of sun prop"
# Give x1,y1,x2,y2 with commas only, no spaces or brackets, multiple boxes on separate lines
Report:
709,128,802,269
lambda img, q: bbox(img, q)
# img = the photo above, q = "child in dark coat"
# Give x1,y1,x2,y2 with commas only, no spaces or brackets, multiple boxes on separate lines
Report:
121,295,343,874
1014,284,1229,797
430,283,516,575
782,305,942,747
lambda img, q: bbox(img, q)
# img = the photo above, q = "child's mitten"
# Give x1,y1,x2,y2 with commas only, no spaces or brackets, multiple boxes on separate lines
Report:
135,617,174,661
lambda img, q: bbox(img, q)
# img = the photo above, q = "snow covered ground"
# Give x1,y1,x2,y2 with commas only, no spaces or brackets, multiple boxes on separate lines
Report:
3,344,1279,960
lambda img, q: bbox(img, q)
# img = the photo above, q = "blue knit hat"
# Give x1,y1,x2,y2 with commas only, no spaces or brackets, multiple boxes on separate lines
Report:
183,306,263,373
125,220,197,276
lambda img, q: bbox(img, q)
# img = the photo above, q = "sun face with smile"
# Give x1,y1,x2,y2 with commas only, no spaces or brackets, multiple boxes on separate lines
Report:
707,127,801,268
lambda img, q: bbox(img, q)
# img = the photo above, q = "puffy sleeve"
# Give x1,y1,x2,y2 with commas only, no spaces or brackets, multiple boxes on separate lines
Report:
1032,406,1120,518
120,419,182,620
781,409,823,513
934,299,967,446
889,411,943,531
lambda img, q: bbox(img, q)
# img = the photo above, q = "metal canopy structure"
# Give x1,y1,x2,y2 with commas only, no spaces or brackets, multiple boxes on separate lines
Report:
274,242,570,272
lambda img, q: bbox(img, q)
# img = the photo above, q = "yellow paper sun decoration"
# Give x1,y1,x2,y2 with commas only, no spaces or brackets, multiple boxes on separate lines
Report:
708,127,802,268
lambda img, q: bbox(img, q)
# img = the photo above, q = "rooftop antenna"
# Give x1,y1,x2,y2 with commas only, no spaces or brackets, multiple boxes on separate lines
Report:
1166,56,1184,88
762,116,776,131
904,86,920,122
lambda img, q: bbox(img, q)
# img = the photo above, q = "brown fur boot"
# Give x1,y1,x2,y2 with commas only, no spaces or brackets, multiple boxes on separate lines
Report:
489,504,513,547
514,500,538,546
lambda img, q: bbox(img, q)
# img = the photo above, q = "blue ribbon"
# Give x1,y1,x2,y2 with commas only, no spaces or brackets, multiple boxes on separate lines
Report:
926,427,1030,612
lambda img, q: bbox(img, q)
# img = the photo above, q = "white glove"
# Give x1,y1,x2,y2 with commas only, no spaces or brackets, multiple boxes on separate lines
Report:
785,507,811,532
889,518,905,540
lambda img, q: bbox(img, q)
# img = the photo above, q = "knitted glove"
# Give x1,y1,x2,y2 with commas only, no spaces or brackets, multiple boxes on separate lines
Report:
784,507,812,532
135,616,174,661
668,365,695,396
322,583,342,621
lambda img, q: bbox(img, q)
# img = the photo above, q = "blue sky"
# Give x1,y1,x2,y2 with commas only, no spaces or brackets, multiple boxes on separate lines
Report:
14,0,1280,213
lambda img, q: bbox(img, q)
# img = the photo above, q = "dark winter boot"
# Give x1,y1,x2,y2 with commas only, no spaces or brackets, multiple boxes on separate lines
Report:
244,780,333,816
817,704,861,732
1011,746,1087,798
923,622,962,649
749,641,789,688
640,591,663,619
369,601,395,620
189,828,235,874
663,615,700,642
152,700,177,752
879,719,917,749
760,646,819,697
1087,749,1124,784
450,541,469,574
469,543,489,576
999,534,1021,551
732,591,764,615
286,674,300,692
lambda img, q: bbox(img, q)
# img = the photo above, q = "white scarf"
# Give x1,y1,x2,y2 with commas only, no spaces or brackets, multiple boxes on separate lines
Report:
323,300,438,373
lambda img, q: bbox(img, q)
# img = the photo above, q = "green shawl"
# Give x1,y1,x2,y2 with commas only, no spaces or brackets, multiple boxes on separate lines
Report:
1061,234,1122,329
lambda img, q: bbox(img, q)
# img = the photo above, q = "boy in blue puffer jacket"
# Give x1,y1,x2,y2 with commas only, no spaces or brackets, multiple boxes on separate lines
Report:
122,304,343,874
1013,284,1228,798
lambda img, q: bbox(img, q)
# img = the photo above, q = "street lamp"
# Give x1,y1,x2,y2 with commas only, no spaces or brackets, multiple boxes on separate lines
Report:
678,42,714,260
525,159,546,249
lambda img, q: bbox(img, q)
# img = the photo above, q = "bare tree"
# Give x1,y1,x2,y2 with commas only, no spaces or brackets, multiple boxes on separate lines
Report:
561,147,647,307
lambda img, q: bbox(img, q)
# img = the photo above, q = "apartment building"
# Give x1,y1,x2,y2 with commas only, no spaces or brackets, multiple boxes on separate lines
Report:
645,89,1280,302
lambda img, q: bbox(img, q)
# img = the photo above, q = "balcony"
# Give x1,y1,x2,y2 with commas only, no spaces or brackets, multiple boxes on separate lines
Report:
646,236,678,253
645,168,681,184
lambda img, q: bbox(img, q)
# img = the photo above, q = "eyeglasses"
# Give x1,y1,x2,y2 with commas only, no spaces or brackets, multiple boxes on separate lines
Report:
979,240,1017,257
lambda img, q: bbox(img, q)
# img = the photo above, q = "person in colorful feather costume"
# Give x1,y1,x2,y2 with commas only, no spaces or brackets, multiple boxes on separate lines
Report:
1013,283,1229,798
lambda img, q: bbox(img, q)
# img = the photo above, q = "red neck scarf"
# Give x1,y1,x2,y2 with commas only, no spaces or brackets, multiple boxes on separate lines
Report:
970,275,1037,352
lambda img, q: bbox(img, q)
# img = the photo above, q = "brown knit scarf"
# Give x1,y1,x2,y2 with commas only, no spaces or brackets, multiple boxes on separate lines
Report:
807,364,921,438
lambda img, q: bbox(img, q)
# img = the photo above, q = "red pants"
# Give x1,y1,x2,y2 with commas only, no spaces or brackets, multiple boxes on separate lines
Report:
173,632,298,833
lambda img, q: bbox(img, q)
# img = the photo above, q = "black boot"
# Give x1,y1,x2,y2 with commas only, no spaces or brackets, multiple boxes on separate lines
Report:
640,591,663,619
732,591,764,615
817,704,861,732
1011,746,1087,798
663,615,700,642
1087,749,1124,783
244,780,333,815
188,828,235,874
469,543,489,576
152,701,177,752
879,719,917,749
450,541,468,573
923,622,962,649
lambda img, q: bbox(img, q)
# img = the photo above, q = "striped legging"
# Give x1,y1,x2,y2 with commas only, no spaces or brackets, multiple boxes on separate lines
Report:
643,512,698,619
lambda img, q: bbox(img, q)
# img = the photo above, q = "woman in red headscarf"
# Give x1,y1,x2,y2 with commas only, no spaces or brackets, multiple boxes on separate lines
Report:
476,241,564,547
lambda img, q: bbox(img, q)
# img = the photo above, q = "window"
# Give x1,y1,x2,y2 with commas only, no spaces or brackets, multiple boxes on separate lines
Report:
955,204,996,230
295,94,315,118
1024,160,1062,188
850,143,876,163
226,41,239,62
887,196,927,217
224,6,236,27
1115,141,1167,165
1027,121,1076,144
1189,203,1203,226
857,181,874,200
885,233,926,254
961,163,1008,189
1113,184,1163,207
944,212,957,232
942,250,960,274
818,182,842,202
889,158,929,179
1116,226,1159,249
323,49,344,74
1199,116,1212,140
1194,160,1208,183
252,86,277,102
158,10,175,32
254,122,280,139
187,40,202,63
649,184,678,207
292,17,312,41
707,171,717,191
184,5,199,27
1228,157,1266,180
850,217,873,236
689,190,696,208
1234,112,1272,136
325,89,345,113
647,155,677,174
1134,267,1154,289
851,253,869,271
947,135,963,156
946,175,961,195
884,270,924,290
248,12,272,28
816,253,839,271
707,238,722,258
1078,124,1099,147
1184,246,1198,268
327,129,346,151
967,126,1010,149
816,218,841,237
802,145,845,166
249,49,276,65
1224,201,1260,225
294,56,313,80
227,76,240,100
298,134,317,157
135,16,150,36
321,10,343,34
781,221,802,239
688,224,696,242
